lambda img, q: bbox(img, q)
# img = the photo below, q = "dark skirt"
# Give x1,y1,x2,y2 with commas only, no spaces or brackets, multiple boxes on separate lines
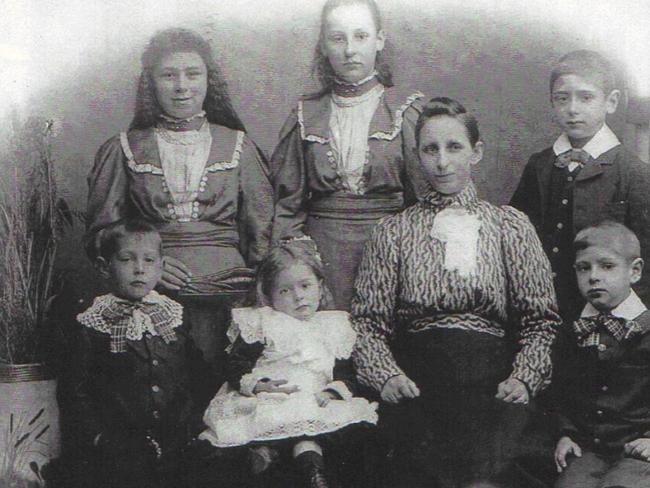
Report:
306,193,403,311
384,328,530,488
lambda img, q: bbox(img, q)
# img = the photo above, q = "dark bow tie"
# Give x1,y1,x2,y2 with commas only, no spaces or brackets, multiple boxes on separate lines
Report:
555,148,591,169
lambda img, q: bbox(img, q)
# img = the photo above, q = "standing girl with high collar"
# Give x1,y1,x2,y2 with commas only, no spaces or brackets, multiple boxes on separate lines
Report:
86,29,274,381
271,0,427,310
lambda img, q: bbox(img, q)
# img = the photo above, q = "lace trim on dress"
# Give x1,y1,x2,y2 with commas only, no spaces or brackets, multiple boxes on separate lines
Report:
228,307,267,345
297,101,330,144
121,132,164,175
205,130,244,172
369,91,425,141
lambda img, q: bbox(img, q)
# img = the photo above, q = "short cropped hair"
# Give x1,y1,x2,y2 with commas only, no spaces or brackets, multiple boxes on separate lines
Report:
96,219,162,260
550,50,617,95
415,97,481,148
574,220,640,262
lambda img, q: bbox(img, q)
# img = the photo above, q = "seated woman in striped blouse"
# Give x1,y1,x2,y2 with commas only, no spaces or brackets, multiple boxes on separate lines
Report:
351,97,562,488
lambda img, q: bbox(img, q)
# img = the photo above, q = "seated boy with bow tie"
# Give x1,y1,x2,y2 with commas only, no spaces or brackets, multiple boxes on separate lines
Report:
510,49,650,322
552,221,650,488
58,219,226,488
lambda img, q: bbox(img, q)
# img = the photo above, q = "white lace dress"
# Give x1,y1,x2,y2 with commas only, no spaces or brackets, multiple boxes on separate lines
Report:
200,307,378,447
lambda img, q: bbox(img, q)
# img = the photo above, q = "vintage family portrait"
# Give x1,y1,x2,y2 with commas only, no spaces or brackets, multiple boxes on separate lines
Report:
1,0,649,486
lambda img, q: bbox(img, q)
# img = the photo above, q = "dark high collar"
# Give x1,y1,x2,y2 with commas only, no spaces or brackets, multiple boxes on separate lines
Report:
156,111,207,131
332,73,380,98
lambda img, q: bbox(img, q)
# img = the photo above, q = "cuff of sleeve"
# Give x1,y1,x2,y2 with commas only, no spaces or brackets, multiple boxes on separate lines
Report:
324,381,353,401
372,367,406,393
510,367,546,398
240,373,263,397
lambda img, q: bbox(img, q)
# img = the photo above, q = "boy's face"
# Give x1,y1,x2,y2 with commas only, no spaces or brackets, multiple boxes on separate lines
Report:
575,245,643,312
98,232,163,301
551,74,620,147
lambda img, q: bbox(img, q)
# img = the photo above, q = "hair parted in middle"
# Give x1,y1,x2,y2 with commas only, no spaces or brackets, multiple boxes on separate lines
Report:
256,239,334,309
415,97,481,148
311,0,394,96
130,27,245,131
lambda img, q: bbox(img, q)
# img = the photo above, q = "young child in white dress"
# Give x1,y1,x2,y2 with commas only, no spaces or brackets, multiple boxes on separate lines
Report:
200,239,377,487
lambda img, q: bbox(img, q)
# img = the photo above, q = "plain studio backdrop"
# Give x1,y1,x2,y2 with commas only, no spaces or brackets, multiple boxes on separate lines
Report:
1,0,649,290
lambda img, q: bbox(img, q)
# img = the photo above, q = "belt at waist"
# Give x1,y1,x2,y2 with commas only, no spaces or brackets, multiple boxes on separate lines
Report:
407,313,505,338
308,193,404,220
158,221,239,248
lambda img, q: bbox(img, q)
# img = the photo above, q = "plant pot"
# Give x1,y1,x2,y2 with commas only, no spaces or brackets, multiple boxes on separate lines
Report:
0,363,61,487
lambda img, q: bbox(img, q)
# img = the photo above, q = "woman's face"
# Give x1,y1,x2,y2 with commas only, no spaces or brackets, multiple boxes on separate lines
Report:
320,3,385,83
418,116,483,196
153,51,208,120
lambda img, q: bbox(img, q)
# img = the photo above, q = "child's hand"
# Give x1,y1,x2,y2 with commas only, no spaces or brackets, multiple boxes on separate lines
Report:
495,378,529,404
624,438,650,461
160,256,192,290
253,379,300,395
381,374,420,404
314,391,337,407
554,436,582,472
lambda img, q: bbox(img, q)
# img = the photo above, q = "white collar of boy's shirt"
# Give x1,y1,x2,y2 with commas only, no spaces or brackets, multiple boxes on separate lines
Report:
553,124,620,160
581,289,648,320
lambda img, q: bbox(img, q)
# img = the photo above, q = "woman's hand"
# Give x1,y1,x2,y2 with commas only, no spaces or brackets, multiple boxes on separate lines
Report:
554,436,581,472
314,390,338,407
381,375,420,404
253,379,300,395
160,256,192,290
625,438,650,462
495,378,529,404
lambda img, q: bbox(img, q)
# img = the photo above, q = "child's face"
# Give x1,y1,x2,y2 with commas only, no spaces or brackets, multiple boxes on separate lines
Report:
575,245,643,312
551,74,619,146
417,115,483,196
153,50,208,120
98,232,163,301
270,263,322,321
320,3,385,84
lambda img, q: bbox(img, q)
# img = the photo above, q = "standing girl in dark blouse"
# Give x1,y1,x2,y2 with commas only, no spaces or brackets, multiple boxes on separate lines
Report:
271,0,426,310
86,28,273,380
352,98,562,487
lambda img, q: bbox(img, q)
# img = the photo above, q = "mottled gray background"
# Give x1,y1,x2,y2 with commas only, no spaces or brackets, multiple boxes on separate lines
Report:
2,0,649,287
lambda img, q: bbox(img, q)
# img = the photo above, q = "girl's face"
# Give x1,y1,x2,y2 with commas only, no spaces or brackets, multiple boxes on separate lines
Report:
153,51,208,120
320,3,385,83
270,263,322,321
418,115,483,196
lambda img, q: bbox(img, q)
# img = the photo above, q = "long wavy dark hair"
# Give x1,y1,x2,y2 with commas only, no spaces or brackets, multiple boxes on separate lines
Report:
130,28,245,131
311,0,394,96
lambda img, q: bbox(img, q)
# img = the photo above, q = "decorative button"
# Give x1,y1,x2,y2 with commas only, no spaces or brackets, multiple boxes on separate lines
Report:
170,214,178,220
199,188,206,192
192,201,199,208
152,385,160,393
552,247,559,253
598,344,607,352
152,410,160,420
191,213,198,219
567,176,573,182
166,203,173,209
201,176,208,182
152,359,159,366
596,410,603,416
561,199,568,205
326,151,333,156
556,223,563,229
593,438,601,444
601,385,608,392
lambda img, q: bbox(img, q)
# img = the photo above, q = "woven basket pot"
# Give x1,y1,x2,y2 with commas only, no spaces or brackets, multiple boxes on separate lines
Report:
0,363,60,487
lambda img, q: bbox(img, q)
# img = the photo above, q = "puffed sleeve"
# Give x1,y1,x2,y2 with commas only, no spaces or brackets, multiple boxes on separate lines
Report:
238,134,274,266
501,206,562,396
270,109,309,242
86,135,131,236
399,99,428,205
351,215,406,392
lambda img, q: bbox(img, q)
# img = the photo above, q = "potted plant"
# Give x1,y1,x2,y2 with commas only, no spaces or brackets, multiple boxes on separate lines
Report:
0,116,71,487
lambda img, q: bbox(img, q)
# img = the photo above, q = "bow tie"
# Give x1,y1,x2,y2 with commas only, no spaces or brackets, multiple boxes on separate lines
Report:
573,313,632,347
555,148,591,169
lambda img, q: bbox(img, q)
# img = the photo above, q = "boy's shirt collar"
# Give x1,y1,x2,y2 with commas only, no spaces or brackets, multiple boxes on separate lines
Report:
553,124,620,160
581,289,647,321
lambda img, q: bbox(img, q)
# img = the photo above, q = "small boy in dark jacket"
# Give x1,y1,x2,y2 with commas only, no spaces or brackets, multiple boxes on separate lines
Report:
58,219,220,488
510,50,650,321
553,221,650,487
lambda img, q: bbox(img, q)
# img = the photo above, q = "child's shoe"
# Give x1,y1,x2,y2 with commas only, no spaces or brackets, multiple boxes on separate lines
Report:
296,450,329,488
249,445,279,475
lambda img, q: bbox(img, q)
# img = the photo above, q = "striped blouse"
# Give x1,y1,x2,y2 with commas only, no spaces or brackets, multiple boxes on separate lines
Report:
351,183,562,396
